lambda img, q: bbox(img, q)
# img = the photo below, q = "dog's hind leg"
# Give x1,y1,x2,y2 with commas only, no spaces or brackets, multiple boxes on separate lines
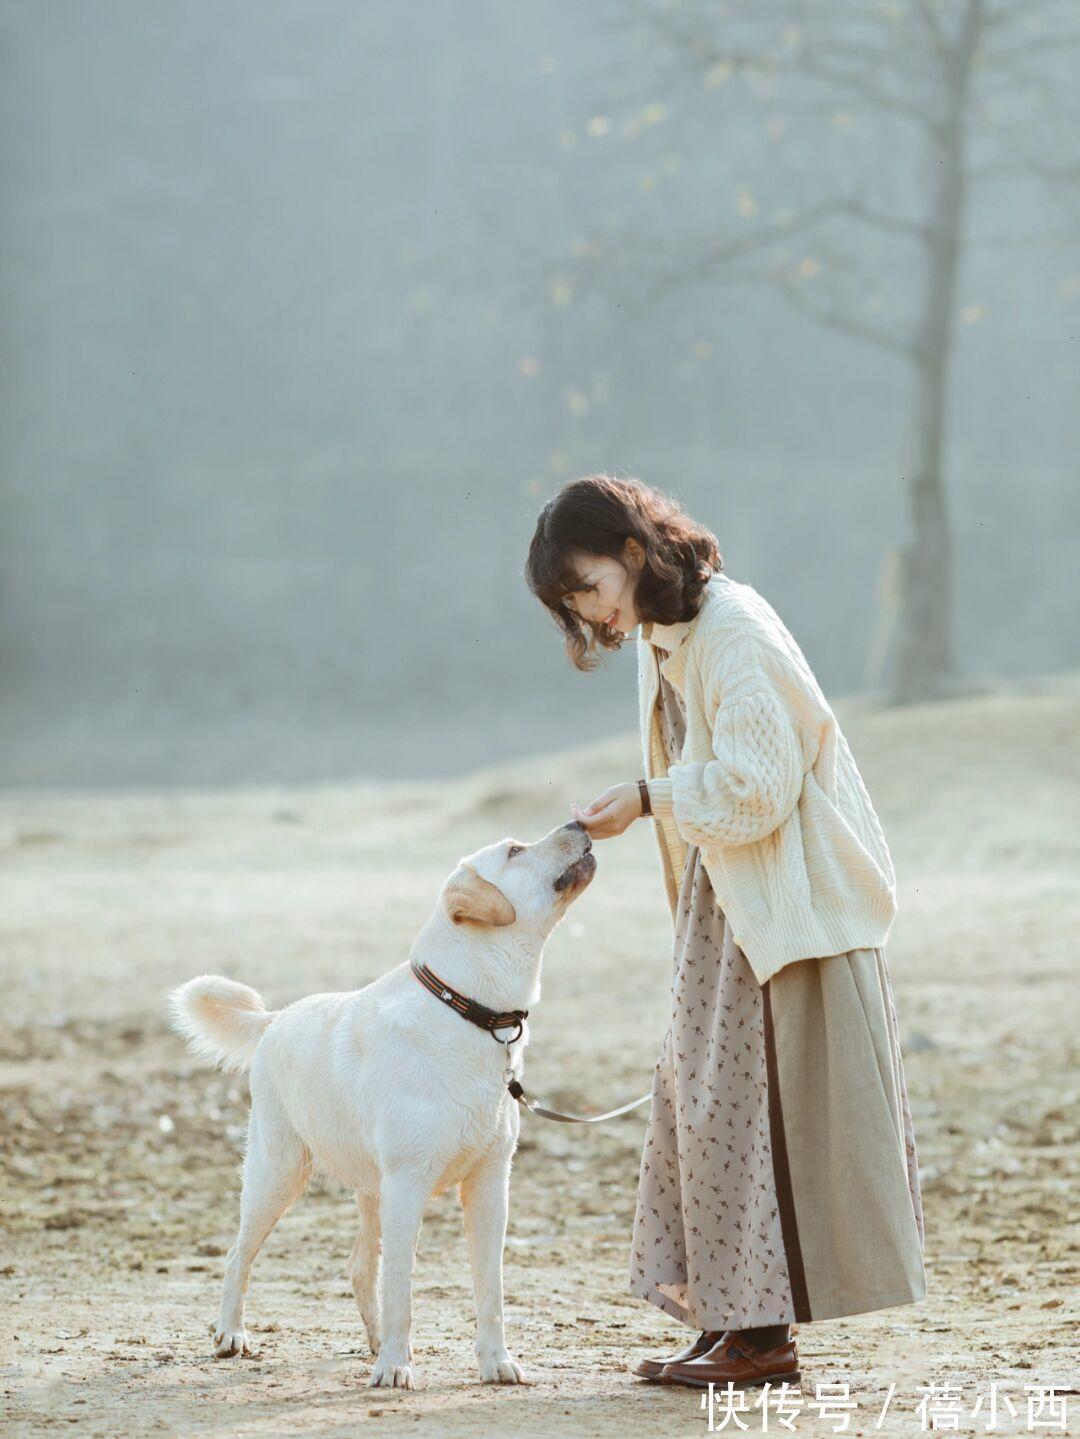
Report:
213,1099,311,1359
460,1154,527,1383
349,1191,382,1357
369,1172,428,1389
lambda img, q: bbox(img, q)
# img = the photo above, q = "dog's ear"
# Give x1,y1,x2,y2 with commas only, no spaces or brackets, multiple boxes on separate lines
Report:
442,864,517,927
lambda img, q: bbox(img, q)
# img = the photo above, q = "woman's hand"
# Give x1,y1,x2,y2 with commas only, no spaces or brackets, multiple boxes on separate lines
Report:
570,782,644,839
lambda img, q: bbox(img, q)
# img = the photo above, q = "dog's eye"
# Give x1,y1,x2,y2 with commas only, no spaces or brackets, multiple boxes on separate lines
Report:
507,844,524,859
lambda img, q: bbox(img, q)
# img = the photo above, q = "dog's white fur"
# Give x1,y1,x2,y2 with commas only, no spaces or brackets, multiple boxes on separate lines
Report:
169,821,595,1389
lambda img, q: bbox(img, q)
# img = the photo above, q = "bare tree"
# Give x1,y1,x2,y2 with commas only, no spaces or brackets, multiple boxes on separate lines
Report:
561,0,1080,702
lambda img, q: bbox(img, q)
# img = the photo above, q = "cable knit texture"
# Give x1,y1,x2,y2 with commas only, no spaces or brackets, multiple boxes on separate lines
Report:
638,572,898,986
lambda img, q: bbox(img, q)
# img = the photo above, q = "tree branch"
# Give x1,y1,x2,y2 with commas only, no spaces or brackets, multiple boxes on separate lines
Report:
971,50,1055,96
830,196,938,245
639,198,841,305
792,34,933,77
981,30,1080,62
616,0,773,77
793,48,948,138
759,266,923,361
964,158,1034,182
915,0,953,64
971,109,1080,180
632,187,939,313
983,0,1073,31
964,224,1080,249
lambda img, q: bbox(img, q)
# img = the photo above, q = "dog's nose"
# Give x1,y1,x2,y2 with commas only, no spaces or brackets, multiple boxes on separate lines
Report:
564,820,592,851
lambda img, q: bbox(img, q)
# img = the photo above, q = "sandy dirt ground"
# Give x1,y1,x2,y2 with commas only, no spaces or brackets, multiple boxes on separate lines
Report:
2,673,1078,1437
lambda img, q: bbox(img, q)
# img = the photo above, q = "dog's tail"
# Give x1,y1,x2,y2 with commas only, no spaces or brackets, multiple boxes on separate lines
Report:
168,975,276,1073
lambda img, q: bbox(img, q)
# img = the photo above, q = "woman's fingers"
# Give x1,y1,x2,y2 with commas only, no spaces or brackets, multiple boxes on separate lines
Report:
570,783,641,837
575,800,620,835
571,794,609,820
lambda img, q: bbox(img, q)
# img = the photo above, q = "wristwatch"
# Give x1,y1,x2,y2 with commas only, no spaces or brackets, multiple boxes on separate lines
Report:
637,779,653,817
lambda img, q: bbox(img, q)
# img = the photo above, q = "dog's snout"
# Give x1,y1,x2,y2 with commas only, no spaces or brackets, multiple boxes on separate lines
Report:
564,820,592,852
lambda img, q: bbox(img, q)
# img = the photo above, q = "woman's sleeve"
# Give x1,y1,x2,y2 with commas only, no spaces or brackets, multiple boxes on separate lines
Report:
647,675,806,848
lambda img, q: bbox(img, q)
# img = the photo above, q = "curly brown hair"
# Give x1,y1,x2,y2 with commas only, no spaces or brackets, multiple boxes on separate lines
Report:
525,474,722,670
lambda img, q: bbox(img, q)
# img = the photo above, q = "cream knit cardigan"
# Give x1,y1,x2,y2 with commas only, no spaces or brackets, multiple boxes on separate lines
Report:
640,571,898,986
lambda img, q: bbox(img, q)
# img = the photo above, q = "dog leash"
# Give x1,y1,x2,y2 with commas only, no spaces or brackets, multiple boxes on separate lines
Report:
410,957,652,1125
505,1072,653,1124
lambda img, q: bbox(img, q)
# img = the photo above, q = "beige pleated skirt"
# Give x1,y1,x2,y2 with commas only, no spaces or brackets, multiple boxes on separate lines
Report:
628,668,926,1330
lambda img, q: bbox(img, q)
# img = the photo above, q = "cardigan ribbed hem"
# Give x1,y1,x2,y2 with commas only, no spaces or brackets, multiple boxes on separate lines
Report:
646,777,674,817
648,799,898,985
719,887,899,987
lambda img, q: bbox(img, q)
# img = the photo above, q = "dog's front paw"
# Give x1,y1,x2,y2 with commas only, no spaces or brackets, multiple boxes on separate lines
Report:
477,1349,528,1384
370,1348,415,1389
213,1328,250,1359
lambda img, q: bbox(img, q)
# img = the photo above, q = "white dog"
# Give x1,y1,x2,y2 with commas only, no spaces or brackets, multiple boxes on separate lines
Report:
169,819,595,1389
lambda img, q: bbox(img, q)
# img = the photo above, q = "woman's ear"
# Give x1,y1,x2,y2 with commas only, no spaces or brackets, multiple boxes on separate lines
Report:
623,537,645,569
442,864,517,927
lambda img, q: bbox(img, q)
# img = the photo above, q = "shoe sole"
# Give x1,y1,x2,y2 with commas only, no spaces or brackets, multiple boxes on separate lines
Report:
631,1361,705,1382
662,1368,802,1389
631,1352,719,1382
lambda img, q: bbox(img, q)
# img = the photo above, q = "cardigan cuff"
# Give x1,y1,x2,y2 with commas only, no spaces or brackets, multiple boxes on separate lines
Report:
646,778,675,818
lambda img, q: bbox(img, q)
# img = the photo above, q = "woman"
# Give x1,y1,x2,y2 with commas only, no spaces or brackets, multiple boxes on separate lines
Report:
525,474,926,1390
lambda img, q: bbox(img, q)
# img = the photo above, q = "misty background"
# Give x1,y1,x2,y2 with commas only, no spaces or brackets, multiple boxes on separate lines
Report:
2,0,1078,786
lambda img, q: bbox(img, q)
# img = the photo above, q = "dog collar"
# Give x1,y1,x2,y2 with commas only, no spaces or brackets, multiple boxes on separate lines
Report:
410,959,528,1045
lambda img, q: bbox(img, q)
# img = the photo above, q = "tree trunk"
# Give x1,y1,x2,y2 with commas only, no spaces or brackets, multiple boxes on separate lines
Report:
890,0,983,705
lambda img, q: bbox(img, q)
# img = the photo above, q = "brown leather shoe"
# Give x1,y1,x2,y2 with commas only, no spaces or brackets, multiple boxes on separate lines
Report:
660,1331,801,1388
630,1328,727,1382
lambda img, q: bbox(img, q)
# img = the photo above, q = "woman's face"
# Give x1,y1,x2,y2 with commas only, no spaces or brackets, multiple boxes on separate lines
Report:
563,546,642,637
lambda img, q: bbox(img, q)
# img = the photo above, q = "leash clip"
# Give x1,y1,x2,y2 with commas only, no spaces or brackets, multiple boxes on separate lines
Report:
499,1037,515,1085
492,1018,523,1084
